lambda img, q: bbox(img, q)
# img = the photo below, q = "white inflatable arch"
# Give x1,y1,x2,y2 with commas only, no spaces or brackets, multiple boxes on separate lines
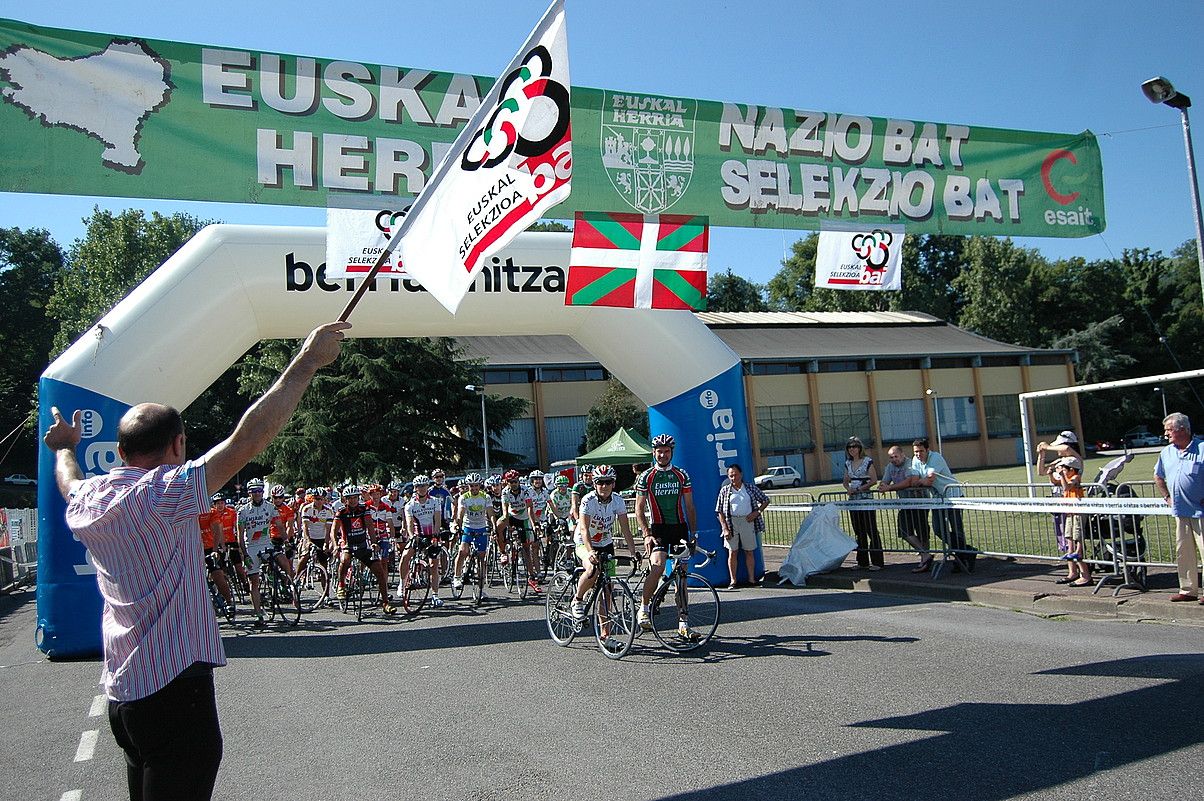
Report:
37,225,755,657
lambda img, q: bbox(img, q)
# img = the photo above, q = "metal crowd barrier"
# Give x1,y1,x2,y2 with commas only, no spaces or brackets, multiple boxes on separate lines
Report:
1,508,38,593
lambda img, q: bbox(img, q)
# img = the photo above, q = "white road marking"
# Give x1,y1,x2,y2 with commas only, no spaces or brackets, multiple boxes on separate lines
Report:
73,730,99,762
88,694,106,717
60,791,82,801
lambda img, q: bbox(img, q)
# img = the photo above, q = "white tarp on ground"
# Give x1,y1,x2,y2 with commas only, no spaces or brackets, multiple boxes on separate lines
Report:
778,504,856,587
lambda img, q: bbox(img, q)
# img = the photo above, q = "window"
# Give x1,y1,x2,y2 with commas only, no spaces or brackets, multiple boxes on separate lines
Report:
1030,354,1069,367
496,418,537,467
935,396,979,438
930,356,971,369
749,362,803,375
979,355,1020,368
875,358,922,371
1032,395,1072,433
545,415,587,464
755,404,813,453
483,368,531,384
877,399,926,442
820,401,871,449
539,367,606,382
818,360,863,373
984,394,1021,437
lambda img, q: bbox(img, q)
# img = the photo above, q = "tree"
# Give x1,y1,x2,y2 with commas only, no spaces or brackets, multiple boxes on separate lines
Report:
766,233,818,310
527,220,571,233
953,236,1044,346
234,337,528,487
899,234,966,321
0,227,64,472
583,378,648,453
707,268,767,311
46,208,211,355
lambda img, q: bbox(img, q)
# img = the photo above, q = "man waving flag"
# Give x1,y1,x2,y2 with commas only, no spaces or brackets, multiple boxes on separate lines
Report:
359,0,571,315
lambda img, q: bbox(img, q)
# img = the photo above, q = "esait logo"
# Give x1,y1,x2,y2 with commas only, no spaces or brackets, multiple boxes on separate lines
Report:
1041,149,1096,227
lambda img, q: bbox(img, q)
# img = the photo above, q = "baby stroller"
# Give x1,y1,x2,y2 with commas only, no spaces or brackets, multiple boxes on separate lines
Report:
1084,454,1148,591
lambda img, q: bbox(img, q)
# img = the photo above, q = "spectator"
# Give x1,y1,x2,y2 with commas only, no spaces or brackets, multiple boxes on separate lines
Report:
1153,412,1204,603
1036,430,1080,554
878,445,932,572
843,436,883,570
43,321,349,801
715,463,770,589
912,437,975,572
1049,453,1092,586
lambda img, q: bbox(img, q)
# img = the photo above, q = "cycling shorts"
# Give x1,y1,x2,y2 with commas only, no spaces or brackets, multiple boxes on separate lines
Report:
203,548,226,573
574,542,616,576
459,526,489,553
378,537,394,561
648,523,689,554
244,537,275,575
306,538,330,565
507,516,537,544
344,537,374,566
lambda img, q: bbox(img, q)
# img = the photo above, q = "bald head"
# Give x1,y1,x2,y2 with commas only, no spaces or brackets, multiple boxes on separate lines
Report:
118,403,184,462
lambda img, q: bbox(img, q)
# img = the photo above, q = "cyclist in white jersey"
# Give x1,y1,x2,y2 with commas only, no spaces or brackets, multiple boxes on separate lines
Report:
526,470,551,569
295,487,334,575
570,465,638,622
400,474,445,607
236,478,287,626
452,473,491,594
501,469,541,594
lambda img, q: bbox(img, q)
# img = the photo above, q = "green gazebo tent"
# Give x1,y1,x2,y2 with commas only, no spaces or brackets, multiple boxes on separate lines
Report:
575,427,653,465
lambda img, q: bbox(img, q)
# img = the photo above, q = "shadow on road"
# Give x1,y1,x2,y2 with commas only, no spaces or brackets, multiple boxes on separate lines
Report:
651,653,1204,801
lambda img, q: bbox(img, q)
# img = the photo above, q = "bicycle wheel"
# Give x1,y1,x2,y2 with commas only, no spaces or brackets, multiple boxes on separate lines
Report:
258,572,277,622
518,551,530,600
279,573,302,626
337,569,353,614
545,571,579,645
471,554,485,606
298,564,330,613
401,558,431,616
594,577,637,659
650,572,720,652
503,549,516,593
451,554,467,600
485,543,501,587
354,570,369,622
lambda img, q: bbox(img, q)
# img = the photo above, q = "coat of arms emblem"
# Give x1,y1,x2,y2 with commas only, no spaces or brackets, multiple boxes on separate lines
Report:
600,90,697,214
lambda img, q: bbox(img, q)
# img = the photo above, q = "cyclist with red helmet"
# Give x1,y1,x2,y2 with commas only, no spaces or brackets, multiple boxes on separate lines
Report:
634,433,698,634
500,469,542,594
400,474,445,608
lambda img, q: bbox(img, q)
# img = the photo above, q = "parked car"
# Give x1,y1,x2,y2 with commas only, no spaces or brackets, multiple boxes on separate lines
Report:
1127,434,1166,448
755,466,802,489
3,473,36,485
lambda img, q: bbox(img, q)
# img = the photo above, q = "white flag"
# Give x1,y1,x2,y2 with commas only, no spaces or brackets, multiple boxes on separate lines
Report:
326,204,412,280
815,225,904,291
387,0,571,313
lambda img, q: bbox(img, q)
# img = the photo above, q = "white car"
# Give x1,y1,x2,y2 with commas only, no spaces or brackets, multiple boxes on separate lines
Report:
4,473,36,486
755,466,802,489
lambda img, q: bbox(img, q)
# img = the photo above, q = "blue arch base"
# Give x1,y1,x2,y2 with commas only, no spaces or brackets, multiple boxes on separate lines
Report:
36,378,131,658
647,363,762,585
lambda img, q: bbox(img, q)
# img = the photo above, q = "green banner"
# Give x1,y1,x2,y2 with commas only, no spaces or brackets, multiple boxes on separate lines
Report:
0,18,1105,237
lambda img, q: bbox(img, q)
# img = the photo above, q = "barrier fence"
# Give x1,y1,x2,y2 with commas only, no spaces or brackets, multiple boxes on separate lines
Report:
1,508,38,592
757,485,1179,595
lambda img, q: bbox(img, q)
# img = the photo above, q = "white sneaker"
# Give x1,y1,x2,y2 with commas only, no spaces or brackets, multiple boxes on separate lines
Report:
637,607,652,631
570,600,586,620
452,577,463,590
677,623,700,641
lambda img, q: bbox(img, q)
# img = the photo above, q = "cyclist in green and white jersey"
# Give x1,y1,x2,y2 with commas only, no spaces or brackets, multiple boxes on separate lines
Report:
634,433,699,638
543,474,574,567
570,464,593,523
501,469,542,594
451,473,491,594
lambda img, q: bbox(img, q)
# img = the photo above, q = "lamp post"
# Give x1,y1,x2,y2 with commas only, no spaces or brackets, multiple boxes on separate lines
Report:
1154,385,1168,420
465,384,490,475
1142,76,1204,301
925,388,943,453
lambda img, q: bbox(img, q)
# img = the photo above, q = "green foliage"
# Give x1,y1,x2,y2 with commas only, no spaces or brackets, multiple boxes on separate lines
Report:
583,378,648,453
47,208,211,355
527,219,571,233
953,236,1042,346
707,268,767,311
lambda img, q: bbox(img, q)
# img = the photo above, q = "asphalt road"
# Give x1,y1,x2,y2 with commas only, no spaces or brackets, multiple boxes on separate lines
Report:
2,583,1202,801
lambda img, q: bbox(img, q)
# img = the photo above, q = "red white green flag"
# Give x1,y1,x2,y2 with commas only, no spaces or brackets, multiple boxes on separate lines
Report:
566,211,708,310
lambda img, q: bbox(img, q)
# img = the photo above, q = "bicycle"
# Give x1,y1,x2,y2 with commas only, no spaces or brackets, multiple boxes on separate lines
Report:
256,546,302,626
295,543,332,613
631,543,720,652
397,534,437,616
207,573,237,623
545,551,639,660
450,543,487,606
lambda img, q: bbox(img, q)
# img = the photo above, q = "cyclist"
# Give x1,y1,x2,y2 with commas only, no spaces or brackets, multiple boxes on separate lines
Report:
332,485,395,614
500,469,542,594
484,474,505,559
400,474,445,608
211,494,245,590
452,473,491,595
429,468,454,582
544,474,575,570
295,487,334,602
236,478,287,626
570,465,638,626
377,481,405,572
268,485,298,578
633,433,698,638
199,494,235,610
571,464,593,523
527,470,551,571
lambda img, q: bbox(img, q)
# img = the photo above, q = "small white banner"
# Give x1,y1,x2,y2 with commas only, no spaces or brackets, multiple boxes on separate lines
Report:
815,225,904,291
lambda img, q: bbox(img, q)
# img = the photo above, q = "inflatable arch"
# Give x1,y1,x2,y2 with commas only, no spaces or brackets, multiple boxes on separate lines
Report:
36,225,757,657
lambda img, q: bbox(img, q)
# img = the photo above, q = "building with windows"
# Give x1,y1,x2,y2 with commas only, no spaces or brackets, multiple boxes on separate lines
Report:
455,311,1080,482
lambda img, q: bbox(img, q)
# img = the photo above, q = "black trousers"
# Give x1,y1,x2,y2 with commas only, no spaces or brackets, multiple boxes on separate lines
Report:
107,666,223,801
850,509,885,567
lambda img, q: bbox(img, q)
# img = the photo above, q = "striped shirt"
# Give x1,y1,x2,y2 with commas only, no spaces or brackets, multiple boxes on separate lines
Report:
65,459,226,701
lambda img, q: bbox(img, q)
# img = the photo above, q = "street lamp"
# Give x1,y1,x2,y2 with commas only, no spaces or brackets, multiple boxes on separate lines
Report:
465,384,490,475
925,388,943,453
1142,76,1204,302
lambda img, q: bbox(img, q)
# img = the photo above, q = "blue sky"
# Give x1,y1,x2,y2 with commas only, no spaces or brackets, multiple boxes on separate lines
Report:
3,0,1203,286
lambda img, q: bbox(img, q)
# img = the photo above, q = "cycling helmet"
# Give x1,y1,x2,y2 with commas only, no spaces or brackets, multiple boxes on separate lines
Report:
246,478,265,491
365,483,382,494
528,469,544,481
592,465,617,483
651,433,676,448
578,464,593,474
503,469,521,481
431,468,446,478
555,475,570,487
270,485,287,498
341,484,360,497
413,474,432,487
314,487,329,499
387,480,403,492
465,472,483,485
211,492,225,503
484,475,501,488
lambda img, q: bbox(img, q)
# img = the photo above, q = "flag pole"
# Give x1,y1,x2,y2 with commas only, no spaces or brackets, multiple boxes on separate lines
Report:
337,242,396,322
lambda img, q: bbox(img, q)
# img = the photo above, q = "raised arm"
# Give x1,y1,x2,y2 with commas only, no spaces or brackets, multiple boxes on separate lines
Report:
204,322,349,491
43,407,85,500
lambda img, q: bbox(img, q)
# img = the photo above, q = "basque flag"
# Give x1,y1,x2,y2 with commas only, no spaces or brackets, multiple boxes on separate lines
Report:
566,211,709,310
